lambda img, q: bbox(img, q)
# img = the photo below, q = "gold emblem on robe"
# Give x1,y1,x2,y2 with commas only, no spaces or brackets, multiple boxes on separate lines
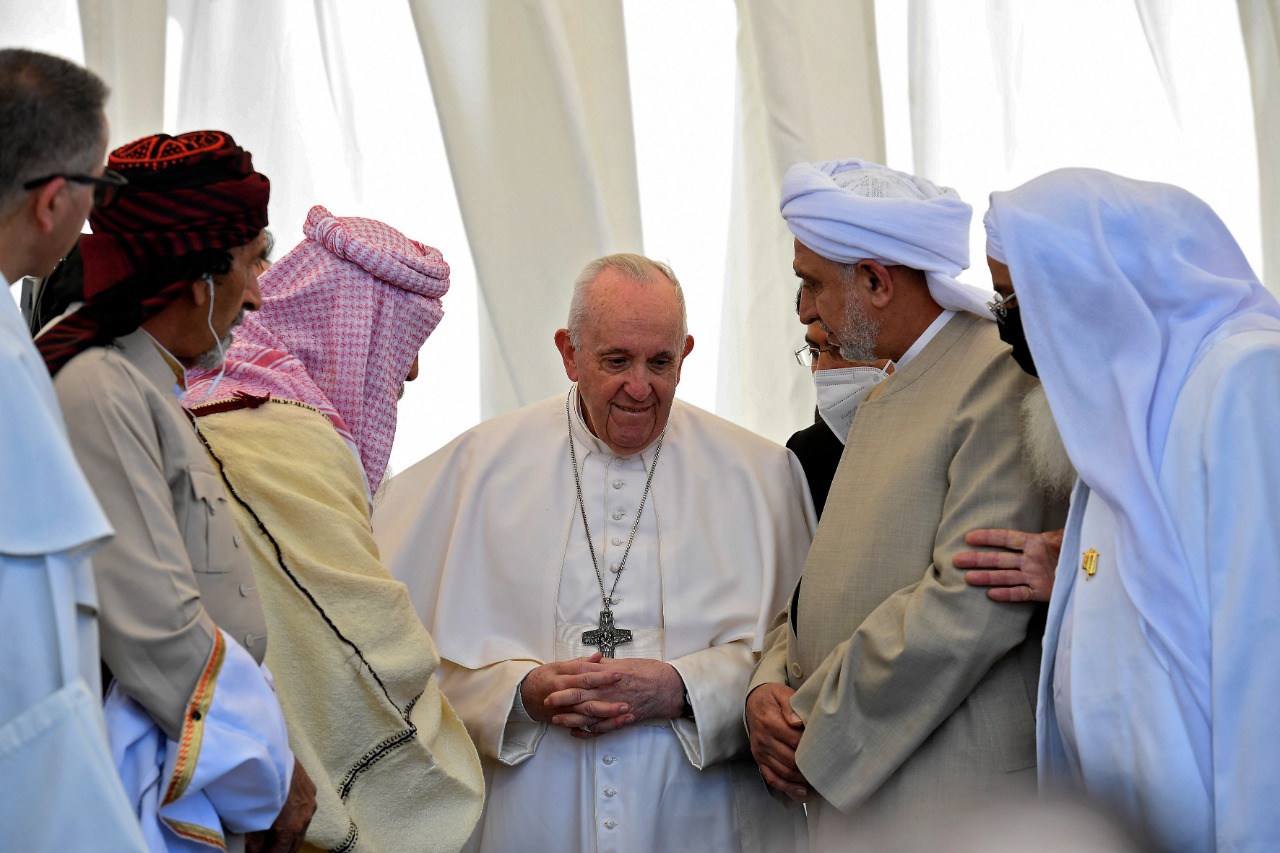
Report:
1081,548,1099,577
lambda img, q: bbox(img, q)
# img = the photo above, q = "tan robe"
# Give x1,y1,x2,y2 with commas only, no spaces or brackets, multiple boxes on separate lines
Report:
54,329,268,739
750,313,1067,849
191,399,484,853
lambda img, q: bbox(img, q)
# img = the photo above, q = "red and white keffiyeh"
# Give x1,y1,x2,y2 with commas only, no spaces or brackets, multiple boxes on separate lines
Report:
186,205,449,496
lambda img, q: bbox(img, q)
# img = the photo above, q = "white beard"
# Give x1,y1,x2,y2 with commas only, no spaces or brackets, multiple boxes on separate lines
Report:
1021,384,1076,498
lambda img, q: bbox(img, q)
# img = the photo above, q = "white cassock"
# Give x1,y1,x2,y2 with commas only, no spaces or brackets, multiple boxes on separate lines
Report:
0,278,146,850
374,389,814,853
1039,329,1280,851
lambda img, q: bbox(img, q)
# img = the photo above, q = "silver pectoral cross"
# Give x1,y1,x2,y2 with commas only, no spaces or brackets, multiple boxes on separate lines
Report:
582,609,633,658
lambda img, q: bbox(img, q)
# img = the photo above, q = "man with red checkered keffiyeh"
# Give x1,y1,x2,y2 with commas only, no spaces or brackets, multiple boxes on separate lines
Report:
42,131,316,852
183,206,484,852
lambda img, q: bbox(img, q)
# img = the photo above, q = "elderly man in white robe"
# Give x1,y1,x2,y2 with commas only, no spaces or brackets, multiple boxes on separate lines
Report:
985,168,1280,851
374,253,814,853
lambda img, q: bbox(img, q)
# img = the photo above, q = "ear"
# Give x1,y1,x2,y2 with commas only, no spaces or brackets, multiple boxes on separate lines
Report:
860,260,895,310
189,276,213,308
554,328,579,382
675,334,695,381
31,180,65,234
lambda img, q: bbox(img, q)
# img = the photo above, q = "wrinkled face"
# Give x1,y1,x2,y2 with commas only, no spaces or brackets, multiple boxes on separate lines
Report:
793,239,882,362
805,321,857,372
209,231,268,341
557,269,694,456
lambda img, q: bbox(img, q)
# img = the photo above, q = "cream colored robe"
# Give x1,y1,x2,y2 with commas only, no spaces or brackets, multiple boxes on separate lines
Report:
191,399,484,853
750,313,1066,850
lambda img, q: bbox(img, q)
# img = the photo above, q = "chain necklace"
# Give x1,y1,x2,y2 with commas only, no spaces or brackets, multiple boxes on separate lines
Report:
566,389,665,657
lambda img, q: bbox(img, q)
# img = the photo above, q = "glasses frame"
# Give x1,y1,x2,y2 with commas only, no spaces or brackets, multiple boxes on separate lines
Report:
794,344,835,367
22,169,128,205
987,290,1018,323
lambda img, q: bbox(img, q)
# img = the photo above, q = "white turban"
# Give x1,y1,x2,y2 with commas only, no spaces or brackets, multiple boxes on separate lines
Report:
780,159,995,318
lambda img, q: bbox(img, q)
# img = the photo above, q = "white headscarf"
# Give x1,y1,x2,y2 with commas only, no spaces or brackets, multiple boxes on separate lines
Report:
780,159,995,318
987,167,1280,719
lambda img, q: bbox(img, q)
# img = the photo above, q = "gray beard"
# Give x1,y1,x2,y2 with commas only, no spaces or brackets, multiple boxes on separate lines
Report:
828,294,881,362
192,329,235,371
1021,383,1076,499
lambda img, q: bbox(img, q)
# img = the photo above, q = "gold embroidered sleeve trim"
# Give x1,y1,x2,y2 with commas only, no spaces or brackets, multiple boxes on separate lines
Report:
163,630,226,806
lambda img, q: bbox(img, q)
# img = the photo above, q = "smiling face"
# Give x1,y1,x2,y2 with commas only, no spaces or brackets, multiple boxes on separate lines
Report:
555,267,694,456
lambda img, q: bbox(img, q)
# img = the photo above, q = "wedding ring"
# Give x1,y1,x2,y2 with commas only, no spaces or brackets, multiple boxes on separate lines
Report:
581,724,594,733
1025,585,1035,601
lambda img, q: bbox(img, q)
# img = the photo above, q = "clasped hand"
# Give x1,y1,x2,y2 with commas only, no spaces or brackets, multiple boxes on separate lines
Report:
520,653,685,739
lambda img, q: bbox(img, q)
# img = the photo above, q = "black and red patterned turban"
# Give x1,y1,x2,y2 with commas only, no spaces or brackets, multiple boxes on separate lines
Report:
38,130,269,375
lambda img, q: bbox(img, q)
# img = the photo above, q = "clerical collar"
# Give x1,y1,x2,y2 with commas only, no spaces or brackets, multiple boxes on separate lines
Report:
568,384,663,462
896,309,955,369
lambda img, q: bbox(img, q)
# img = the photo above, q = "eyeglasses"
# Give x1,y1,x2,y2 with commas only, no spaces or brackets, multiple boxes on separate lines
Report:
794,344,834,367
22,169,128,205
986,290,1018,323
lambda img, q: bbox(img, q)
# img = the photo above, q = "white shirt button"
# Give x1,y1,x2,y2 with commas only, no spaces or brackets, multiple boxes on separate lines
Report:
603,755,616,765
604,787,617,797
609,562,620,573
611,537,623,546
238,583,254,597
603,819,617,829
611,510,624,520
612,479,624,489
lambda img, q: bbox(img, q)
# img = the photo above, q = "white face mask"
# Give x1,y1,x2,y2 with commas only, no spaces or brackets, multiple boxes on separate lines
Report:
814,364,892,444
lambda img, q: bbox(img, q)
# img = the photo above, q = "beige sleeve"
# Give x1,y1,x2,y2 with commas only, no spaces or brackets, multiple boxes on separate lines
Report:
56,356,217,740
789,351,1045,811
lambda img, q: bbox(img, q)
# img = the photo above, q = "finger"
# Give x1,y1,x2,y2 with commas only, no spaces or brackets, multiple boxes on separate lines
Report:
985,585,1035,603
963,569,1029,588
954,550,1024,569
962,528,1028,550
565,700,629,719
758,763,809,800
550,712,598,728
569,727,602,740
589,713,636,734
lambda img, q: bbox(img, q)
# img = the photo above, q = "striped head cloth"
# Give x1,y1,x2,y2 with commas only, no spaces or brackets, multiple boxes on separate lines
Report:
186,205,450,499
37,130,269,375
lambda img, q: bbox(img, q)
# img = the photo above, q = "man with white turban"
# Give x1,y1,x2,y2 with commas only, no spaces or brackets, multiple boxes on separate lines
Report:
184,206,485,852
985,168,1280,851
747,159,1065,850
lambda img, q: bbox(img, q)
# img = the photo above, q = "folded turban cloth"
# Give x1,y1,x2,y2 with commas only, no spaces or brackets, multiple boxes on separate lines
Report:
780,159,995,318
982,206,1007,265
37,130,270,375
185,205,450,499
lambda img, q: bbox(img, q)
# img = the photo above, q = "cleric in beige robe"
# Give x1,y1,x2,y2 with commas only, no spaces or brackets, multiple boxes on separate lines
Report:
186,206,485,853
747,160,1065,850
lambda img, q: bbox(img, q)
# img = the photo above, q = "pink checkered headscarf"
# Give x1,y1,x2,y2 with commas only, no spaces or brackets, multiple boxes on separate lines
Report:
186,205,449,496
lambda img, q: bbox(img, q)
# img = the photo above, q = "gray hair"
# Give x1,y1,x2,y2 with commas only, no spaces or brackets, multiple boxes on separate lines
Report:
567,253,688,349
0,49,109,215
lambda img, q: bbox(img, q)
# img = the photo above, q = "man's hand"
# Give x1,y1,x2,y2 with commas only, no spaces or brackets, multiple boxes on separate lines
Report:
245,760,317,853
544,657,685,738
953,528,1064,603
746,682,810,802
520,653,626,727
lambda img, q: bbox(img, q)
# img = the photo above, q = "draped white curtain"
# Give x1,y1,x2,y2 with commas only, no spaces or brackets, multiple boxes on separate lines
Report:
3,0,1276,465
408,0,644,418
718,0,884,443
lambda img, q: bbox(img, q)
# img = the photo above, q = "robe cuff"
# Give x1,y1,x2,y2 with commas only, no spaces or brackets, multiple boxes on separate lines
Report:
105,628,292,850
668,642,754,769
498,675,547,765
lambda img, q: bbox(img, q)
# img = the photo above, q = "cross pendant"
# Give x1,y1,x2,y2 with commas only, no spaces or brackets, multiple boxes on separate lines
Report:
582,609,633,658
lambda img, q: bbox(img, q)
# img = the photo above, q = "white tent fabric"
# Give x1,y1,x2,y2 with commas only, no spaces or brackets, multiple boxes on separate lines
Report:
408,0,643,418
3,0,1275,462
716,0,885,442
1238,0,1280,287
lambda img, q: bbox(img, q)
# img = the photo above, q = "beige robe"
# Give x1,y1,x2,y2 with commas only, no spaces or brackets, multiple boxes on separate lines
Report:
54,329,268,739
190,399,484,853
750,313,1066,848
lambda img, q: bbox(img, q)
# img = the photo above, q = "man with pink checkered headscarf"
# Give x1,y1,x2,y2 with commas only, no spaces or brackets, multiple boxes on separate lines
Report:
184,206,483,853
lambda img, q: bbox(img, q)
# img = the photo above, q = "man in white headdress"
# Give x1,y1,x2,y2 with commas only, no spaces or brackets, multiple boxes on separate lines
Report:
374,253,814,853
985,168,1280,851
746,159,1064,850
